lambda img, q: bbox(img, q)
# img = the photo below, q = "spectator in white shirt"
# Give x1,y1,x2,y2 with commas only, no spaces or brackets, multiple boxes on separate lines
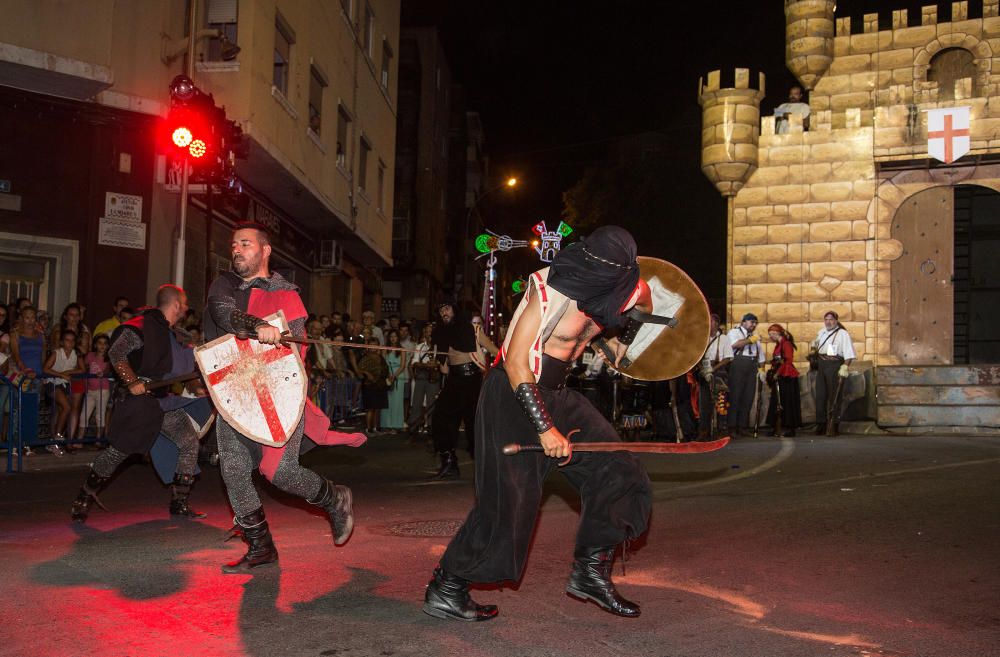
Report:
811,310,855,435
726,313,766,436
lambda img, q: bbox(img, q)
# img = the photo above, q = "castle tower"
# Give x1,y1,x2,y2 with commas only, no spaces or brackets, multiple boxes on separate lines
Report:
785,0,835,90
697,68,765,198
698,68,764,323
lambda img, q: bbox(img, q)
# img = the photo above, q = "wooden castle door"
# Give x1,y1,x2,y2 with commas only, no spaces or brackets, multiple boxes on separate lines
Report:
890,186,954,364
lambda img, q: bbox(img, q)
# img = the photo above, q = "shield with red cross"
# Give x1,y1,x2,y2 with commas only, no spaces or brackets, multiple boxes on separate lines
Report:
194,311,307,447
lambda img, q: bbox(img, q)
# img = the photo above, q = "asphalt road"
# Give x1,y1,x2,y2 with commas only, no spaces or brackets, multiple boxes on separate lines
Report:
1,431,998,657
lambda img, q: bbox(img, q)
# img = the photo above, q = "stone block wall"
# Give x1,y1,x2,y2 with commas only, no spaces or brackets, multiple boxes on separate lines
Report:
708,0,1000,367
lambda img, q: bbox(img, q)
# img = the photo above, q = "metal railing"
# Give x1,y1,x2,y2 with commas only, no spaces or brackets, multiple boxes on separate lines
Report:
3,373,116,473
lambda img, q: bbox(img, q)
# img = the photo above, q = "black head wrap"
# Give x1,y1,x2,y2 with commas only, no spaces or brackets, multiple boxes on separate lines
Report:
547,225,640,329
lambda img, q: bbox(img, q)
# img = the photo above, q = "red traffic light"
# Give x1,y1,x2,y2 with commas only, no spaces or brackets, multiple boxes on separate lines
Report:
172,126,193,148
188,139,207,159
163,107,215,159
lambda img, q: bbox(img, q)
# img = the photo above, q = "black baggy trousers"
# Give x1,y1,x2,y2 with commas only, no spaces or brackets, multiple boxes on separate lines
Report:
439,366,652,584
432,371,482,454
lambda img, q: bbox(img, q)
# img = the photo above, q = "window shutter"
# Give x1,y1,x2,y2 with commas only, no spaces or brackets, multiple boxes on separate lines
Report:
207,0,238,24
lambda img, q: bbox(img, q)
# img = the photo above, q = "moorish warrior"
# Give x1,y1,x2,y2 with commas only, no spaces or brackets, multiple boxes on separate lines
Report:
423,225,653,621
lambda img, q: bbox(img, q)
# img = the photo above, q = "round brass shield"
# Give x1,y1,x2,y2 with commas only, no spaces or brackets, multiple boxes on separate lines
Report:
614,257,711,381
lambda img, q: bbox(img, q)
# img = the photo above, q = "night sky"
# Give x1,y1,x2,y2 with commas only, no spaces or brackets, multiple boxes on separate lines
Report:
404,0,934,304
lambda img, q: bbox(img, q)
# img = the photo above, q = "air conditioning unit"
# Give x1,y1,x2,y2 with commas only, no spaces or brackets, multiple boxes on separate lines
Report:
319,239,343,271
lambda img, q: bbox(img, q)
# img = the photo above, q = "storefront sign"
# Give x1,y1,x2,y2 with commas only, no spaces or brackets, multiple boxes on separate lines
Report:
105,192,144,221
247,198,283,236
98,216,146,250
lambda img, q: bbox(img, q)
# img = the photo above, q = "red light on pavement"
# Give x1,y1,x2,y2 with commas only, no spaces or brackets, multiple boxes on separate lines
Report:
172,127,193,148
188,139,207,158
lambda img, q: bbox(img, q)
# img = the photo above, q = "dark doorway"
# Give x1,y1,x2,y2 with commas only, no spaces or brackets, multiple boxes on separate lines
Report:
953,185,1000,363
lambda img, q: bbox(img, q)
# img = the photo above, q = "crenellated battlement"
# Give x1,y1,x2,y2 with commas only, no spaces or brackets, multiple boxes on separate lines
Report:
832,0,999,37
698,69,766,197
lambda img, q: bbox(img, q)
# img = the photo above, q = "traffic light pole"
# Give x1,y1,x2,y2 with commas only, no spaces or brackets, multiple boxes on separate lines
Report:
175,155,189,287
173,0,198,288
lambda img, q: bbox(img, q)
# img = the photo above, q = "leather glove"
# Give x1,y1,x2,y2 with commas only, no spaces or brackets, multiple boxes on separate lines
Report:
838,364,849,378
748,335,760,344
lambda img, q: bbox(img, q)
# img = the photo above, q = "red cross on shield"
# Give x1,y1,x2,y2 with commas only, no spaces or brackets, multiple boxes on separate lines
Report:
195,311,307,447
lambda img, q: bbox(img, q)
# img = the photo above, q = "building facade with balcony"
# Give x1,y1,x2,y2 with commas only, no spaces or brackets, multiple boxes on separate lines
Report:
0,0,399,319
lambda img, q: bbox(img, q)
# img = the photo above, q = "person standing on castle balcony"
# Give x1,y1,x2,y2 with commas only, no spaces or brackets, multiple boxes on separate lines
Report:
727,313,765,437
774,85,810,134
811,311,855,436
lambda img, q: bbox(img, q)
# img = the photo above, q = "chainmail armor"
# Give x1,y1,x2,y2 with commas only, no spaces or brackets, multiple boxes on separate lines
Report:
216,416,323,517
92,445,130,478
160,409,200,475
207,272,306,339
108,328,142,385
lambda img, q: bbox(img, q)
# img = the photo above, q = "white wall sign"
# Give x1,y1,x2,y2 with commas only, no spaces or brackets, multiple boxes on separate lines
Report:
105,192,143,221
98,217,146,250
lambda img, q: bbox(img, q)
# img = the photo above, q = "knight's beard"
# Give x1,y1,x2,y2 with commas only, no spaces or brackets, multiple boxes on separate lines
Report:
232,253,260,278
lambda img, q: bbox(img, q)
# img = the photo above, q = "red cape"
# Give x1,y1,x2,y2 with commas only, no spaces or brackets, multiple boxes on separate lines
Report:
248,288,365,480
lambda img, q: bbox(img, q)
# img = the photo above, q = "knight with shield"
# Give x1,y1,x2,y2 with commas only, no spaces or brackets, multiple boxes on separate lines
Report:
201,223,366,573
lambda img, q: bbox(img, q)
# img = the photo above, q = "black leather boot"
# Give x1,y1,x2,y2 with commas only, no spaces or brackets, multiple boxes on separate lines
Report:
222,507,279,573
169,473,207,519
565,546,641,617
429,450,459,480
307,479,354,545
70,469,110,523
422,567,498,622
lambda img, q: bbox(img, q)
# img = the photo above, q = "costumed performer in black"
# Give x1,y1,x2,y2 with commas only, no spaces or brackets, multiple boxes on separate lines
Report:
423,225,653,621
70,285,207,522
428,301,498,479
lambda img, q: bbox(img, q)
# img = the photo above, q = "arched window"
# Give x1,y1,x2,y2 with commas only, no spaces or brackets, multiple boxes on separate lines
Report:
928,48,976,101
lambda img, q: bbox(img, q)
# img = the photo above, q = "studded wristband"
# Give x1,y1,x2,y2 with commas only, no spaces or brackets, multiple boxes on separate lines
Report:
112,359,139,387
514,383,555,434
618,317,643,345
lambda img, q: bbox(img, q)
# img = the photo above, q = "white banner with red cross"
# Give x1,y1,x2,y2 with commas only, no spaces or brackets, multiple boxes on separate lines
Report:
194,311,307,447
926,106,971,164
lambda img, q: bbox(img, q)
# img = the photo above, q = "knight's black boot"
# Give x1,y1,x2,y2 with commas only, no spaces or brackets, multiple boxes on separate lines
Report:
565,546,641,617
429,450,459,480
422,567,498,622
307,478,354,545
222,507,279,573
70,469,110,523
169,473,207,519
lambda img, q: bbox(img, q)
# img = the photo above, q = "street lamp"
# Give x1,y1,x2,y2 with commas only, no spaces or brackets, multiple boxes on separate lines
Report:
465,175,519,237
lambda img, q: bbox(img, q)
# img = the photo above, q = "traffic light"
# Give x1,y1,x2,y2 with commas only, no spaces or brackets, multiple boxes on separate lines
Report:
163,75,247,186
164,106,215,161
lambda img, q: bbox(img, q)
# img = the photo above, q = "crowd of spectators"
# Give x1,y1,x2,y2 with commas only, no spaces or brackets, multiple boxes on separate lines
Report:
1,296,139,455
0,294,461,458
303,311,448,437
